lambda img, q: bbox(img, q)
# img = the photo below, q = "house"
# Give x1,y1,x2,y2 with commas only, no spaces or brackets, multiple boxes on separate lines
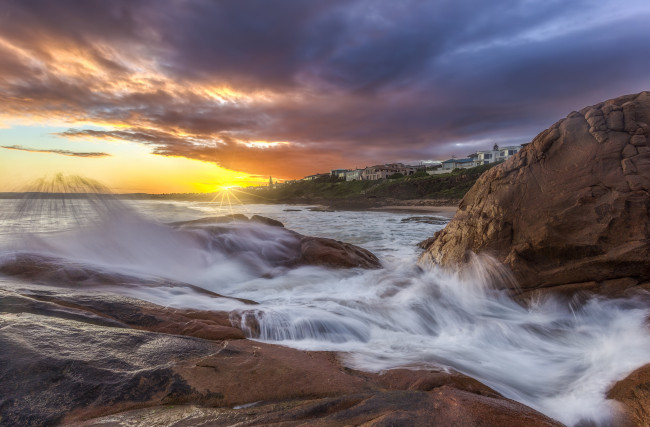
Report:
362,165,395,180
345,169,364,181
330,169,349,180
475,144,522,165
302,173,330,181
360,163,417,180
440,157,479,171
385,163,419,176
425,163,444,175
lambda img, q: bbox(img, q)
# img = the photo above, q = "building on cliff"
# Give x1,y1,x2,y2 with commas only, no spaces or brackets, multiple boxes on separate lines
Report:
440,157,478,172
361,163,419,180
473,144,523,165
330,169,350,180
345,169,364,181
438,144,524,172
302,173,330,181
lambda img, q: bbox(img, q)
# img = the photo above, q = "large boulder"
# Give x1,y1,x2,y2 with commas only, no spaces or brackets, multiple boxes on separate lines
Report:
420,92,650,296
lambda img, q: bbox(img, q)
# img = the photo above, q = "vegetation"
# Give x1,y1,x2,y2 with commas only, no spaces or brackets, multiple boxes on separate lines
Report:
256,161,503,202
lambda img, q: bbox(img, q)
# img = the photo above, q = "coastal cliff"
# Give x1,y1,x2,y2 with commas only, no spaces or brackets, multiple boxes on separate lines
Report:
419,91,650,297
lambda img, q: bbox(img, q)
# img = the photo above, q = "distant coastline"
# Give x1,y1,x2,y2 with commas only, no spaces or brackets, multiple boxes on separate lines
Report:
0,162,499,212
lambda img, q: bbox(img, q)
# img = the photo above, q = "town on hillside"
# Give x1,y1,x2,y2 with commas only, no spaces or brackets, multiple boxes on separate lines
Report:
258,144,524,189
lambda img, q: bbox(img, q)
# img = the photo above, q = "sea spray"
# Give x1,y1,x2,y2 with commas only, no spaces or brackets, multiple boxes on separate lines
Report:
1,179,649,425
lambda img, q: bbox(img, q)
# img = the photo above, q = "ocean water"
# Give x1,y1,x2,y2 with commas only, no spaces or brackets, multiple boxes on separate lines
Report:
1,194,649,426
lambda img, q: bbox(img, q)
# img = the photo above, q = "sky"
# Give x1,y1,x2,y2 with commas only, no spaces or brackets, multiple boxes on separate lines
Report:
0,0,649,193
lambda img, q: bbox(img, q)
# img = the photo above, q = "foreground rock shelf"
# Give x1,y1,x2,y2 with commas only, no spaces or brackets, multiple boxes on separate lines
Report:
0,283,561,426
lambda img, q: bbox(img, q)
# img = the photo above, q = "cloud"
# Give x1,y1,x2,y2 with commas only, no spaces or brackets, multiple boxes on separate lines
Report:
0,0,649,177
1,145,110,158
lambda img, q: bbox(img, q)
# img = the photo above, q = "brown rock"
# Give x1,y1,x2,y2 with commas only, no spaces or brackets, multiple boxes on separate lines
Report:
76,388,562,427
170,214,249,226
607,110,625,132
631,135,647,146
419,92,650,296
607,364,650,426
299,236,382,269
623,144,639,158
250,214,284,227
170,215,380,270
623,101,637,133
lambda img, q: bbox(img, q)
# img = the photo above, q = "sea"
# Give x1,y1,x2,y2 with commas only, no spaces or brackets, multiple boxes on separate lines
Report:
1,193,649,426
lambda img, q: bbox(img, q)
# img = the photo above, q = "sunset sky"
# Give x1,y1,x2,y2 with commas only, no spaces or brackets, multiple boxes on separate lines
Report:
1,0,649,193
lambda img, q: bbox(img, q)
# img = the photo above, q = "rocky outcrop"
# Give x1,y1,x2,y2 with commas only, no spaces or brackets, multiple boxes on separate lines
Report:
174,215,381,270
420,92,650,296
0,283,561,426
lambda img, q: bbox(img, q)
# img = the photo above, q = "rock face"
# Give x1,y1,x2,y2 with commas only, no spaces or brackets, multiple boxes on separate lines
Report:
0,282,561,426
420,92,650,296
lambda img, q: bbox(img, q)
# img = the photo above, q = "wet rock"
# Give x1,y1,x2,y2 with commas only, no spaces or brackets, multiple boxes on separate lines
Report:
607,364,650,426
0,284,562,426
401,216,450,225
419,91,650,297
250,214,284,227
170,214,249,227
298,236,381,269
78,388,562,427
0,253,255,305
0,311,219,426
171,215,380,270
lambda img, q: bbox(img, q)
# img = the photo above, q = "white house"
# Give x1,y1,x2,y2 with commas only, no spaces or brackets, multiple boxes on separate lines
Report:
440,157,479,171
475,144,522,165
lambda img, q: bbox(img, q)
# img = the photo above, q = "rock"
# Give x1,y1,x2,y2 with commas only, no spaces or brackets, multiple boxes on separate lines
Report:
419,91,650,297
607,364,650,426
606,109,625,132
0,253,256,305
77,388,562,427
0,284,560,426
171,215,380,270
170,214,249,226
250,214,284,227
299,236,381,269
631,134,647,146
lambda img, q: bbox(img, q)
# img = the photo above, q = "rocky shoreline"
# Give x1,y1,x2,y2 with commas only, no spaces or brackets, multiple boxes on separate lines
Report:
0,281,561,426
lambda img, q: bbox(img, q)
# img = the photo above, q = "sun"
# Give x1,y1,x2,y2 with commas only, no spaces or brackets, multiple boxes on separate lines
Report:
219,185,239,191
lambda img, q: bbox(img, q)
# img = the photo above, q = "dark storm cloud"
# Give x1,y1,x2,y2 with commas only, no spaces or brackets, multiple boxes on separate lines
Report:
1,145,110,158
1,0,649,177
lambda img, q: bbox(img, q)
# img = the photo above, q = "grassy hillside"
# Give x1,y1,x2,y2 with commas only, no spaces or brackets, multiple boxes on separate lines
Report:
260,162,501,202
